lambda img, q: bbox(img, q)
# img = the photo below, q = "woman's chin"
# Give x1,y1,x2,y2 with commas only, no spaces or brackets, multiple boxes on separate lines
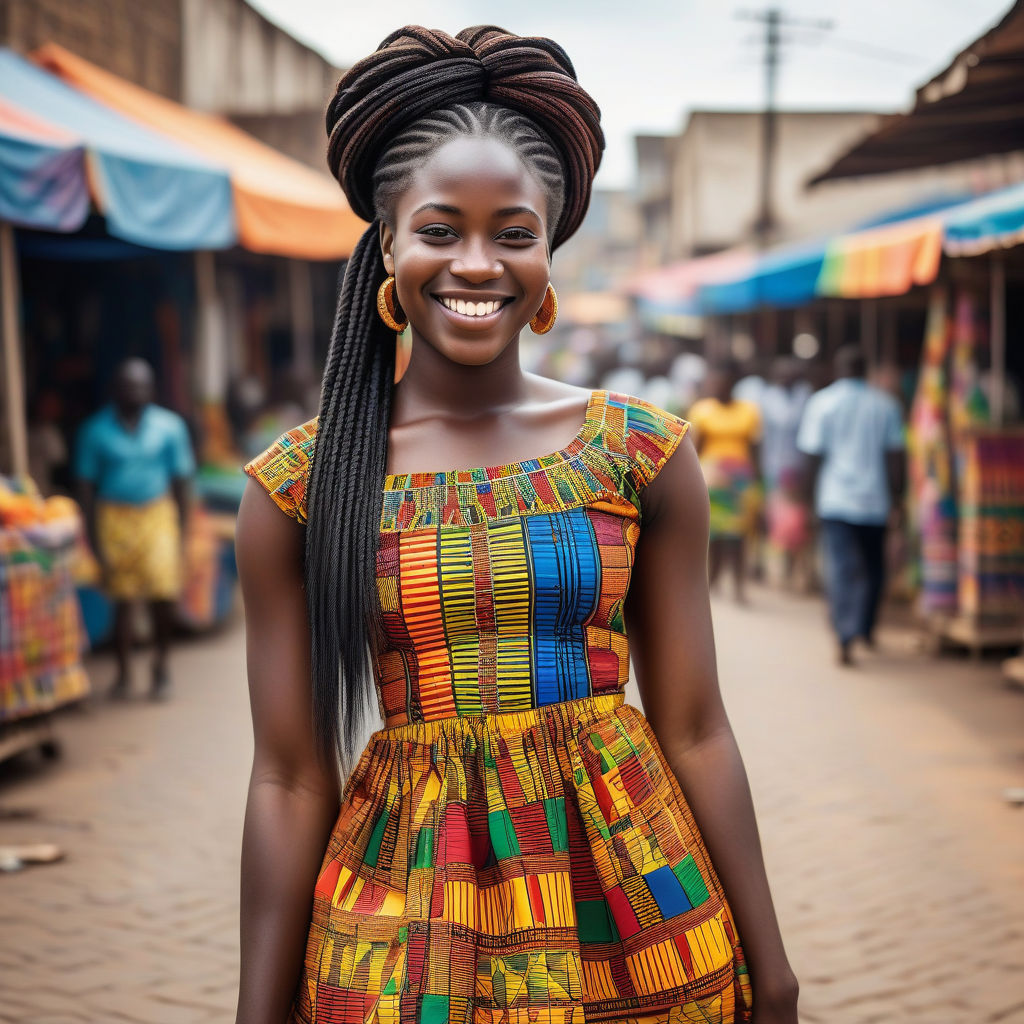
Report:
413,331,521,368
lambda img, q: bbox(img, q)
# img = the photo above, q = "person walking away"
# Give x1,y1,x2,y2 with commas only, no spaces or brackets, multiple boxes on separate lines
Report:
761,357,812,588
76,358,194,698
797,346,904,665
689,361,762,602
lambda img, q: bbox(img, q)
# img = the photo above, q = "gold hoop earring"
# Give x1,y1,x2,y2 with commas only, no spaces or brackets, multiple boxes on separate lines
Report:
377,276,408,332
529,284,558,335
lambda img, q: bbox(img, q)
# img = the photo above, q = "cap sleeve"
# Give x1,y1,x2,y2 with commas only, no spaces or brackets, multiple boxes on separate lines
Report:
618,395,690,491
243,417,318,523
594,392,690,506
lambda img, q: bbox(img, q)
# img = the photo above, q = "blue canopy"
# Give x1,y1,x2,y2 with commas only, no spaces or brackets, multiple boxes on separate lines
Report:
0,106,88,232
0,49,234,249
698,238,825,314
943,181,1024,256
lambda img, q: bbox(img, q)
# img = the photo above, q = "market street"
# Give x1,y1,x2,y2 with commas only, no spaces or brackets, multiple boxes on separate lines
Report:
1,588,1023,1024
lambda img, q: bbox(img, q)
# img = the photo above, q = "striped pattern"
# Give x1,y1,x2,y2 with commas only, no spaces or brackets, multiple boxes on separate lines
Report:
245,393,752,1023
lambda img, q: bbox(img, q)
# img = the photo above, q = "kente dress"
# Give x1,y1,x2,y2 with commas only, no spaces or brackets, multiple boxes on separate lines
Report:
245,390,753,1024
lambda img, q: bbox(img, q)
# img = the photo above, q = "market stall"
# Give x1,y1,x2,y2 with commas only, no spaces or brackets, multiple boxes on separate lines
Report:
0,479,89,762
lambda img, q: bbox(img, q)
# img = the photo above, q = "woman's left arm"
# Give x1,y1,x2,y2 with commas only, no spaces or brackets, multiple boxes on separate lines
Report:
624,434,798,1023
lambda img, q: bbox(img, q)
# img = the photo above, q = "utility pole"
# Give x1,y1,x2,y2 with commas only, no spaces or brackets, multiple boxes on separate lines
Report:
738,9,833,250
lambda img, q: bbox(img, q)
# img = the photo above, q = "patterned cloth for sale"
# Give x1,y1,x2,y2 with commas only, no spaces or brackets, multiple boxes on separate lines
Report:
245,391,752,1024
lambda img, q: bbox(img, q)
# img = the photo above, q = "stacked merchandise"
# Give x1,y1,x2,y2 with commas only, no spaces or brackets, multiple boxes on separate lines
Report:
958,433,1024,621
908,287,957,614
0,478,90,726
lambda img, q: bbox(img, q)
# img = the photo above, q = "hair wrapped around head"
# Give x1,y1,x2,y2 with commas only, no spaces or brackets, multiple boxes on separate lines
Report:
326,25,603,249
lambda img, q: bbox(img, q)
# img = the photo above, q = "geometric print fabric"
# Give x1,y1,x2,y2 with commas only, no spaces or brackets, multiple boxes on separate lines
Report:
245,391,752,1022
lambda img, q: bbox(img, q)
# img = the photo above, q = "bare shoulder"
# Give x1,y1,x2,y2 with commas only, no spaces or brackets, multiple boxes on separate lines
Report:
236,478,304,590
641,431,709,533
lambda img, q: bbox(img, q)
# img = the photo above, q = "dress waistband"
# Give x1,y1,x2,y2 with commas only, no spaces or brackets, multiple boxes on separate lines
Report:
369,693,625,746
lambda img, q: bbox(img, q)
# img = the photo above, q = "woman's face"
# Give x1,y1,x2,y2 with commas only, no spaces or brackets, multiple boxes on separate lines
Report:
380,135,552,367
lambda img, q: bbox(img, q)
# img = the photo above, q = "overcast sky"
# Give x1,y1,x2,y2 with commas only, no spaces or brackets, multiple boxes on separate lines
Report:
250,0,1010,189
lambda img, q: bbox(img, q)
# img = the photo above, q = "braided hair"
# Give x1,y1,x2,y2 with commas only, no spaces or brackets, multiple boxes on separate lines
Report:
305,26,604,764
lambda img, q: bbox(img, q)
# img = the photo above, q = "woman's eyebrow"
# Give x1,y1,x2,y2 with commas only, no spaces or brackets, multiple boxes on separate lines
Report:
413,202,461,216
496,206,541,219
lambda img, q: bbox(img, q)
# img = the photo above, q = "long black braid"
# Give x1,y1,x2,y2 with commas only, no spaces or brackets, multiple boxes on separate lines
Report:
305,27,604,764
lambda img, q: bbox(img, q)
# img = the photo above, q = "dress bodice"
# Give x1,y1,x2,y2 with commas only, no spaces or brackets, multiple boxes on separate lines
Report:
245,391,688,727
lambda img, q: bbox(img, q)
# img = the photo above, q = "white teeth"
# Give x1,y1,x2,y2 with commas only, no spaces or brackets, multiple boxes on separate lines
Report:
439,297,503,316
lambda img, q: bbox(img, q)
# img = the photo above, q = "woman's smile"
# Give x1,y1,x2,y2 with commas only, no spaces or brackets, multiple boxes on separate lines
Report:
431,291,515,327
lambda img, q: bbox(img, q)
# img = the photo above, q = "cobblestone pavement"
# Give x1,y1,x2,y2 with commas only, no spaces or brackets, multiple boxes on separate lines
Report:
1,587,1023,1023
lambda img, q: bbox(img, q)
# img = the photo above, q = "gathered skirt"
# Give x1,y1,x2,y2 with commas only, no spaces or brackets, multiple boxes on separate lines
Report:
699,457,761,541
289,694,752,1023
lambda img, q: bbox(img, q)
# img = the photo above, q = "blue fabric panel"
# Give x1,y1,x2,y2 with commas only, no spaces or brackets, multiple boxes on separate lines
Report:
524,509,599,706
645,864,693,918
0,50,234,250
0,130,88,231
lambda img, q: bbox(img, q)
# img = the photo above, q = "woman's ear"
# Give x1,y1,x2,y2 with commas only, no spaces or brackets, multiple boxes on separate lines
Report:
379,222,396,277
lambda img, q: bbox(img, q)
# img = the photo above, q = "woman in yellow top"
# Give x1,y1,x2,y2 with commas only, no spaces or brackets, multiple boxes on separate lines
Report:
689,362,762,602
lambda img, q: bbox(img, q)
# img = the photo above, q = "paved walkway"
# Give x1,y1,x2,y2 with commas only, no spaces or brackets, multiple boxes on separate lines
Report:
1,588,1023,1023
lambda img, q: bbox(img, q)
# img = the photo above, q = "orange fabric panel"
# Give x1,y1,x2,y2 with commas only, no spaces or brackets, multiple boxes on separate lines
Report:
31,43,366,259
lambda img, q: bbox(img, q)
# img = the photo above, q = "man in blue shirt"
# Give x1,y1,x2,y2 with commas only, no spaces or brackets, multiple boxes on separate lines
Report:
797,346,905,665
76,359,195,698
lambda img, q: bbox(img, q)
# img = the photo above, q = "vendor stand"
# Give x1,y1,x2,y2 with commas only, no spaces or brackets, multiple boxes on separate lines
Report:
0,479,89,763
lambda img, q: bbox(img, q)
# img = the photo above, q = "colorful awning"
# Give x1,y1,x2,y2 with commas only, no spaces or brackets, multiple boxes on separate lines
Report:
33,44,365,260
0,96,88,232
943,181,1024,257
817,217,944,299
0,48,235,249
699,238,825,314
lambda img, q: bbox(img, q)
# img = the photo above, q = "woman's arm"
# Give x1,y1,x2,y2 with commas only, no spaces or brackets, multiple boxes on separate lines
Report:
624,436,798,1023
235,481,341,1024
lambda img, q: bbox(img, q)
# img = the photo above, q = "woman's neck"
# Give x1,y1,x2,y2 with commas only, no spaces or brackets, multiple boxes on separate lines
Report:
392,335,533,423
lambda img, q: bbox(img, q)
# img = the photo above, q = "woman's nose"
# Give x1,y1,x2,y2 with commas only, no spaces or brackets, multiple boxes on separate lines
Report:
449,240,502,282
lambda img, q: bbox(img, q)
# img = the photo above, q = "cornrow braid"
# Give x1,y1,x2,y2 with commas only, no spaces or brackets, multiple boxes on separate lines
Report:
374,102,566,240
307,27,603,764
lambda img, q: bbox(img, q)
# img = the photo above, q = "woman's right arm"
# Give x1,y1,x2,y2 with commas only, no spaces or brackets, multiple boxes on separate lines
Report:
235,480,341,1024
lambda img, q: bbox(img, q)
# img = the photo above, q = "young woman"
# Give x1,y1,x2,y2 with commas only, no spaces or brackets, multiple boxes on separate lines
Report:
689,363,763,603
235,27,797,1024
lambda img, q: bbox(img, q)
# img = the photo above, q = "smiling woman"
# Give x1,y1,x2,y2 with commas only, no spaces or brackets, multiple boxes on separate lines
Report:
233,24,796,1024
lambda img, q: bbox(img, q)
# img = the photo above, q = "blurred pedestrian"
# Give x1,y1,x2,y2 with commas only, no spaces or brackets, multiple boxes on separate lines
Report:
761,357,812,587
75,358,194,699
689,361,762,602
797,346,905,666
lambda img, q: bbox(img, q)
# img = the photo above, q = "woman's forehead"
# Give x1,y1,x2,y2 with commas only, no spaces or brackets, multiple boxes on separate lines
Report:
398,136,548,214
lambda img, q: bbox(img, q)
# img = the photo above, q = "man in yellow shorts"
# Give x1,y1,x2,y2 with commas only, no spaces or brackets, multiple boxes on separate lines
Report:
76,359,194,699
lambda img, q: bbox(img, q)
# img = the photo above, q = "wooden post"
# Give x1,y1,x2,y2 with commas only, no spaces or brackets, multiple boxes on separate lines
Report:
193,250,227,403
990,252,1006,428
1,222,28,479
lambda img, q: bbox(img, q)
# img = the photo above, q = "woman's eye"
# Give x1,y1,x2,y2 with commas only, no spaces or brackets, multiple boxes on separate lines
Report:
499,228,538,242
417,225,456,239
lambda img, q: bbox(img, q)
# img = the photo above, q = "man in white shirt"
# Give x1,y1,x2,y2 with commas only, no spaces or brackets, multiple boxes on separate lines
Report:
797,347,904,665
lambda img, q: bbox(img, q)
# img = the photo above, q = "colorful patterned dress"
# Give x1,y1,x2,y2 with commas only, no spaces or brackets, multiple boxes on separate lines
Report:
245,390,752,1024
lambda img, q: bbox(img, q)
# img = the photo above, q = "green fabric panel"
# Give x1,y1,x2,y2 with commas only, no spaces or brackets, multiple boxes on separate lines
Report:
363,810,389,868
575,899,615,943
420,994,449,1023
488,808,521,859
413,826,434,868
544,797,568,852
673,853,710,907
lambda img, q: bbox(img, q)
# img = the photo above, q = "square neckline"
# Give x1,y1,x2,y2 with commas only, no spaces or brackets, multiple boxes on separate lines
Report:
382,389,605,491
